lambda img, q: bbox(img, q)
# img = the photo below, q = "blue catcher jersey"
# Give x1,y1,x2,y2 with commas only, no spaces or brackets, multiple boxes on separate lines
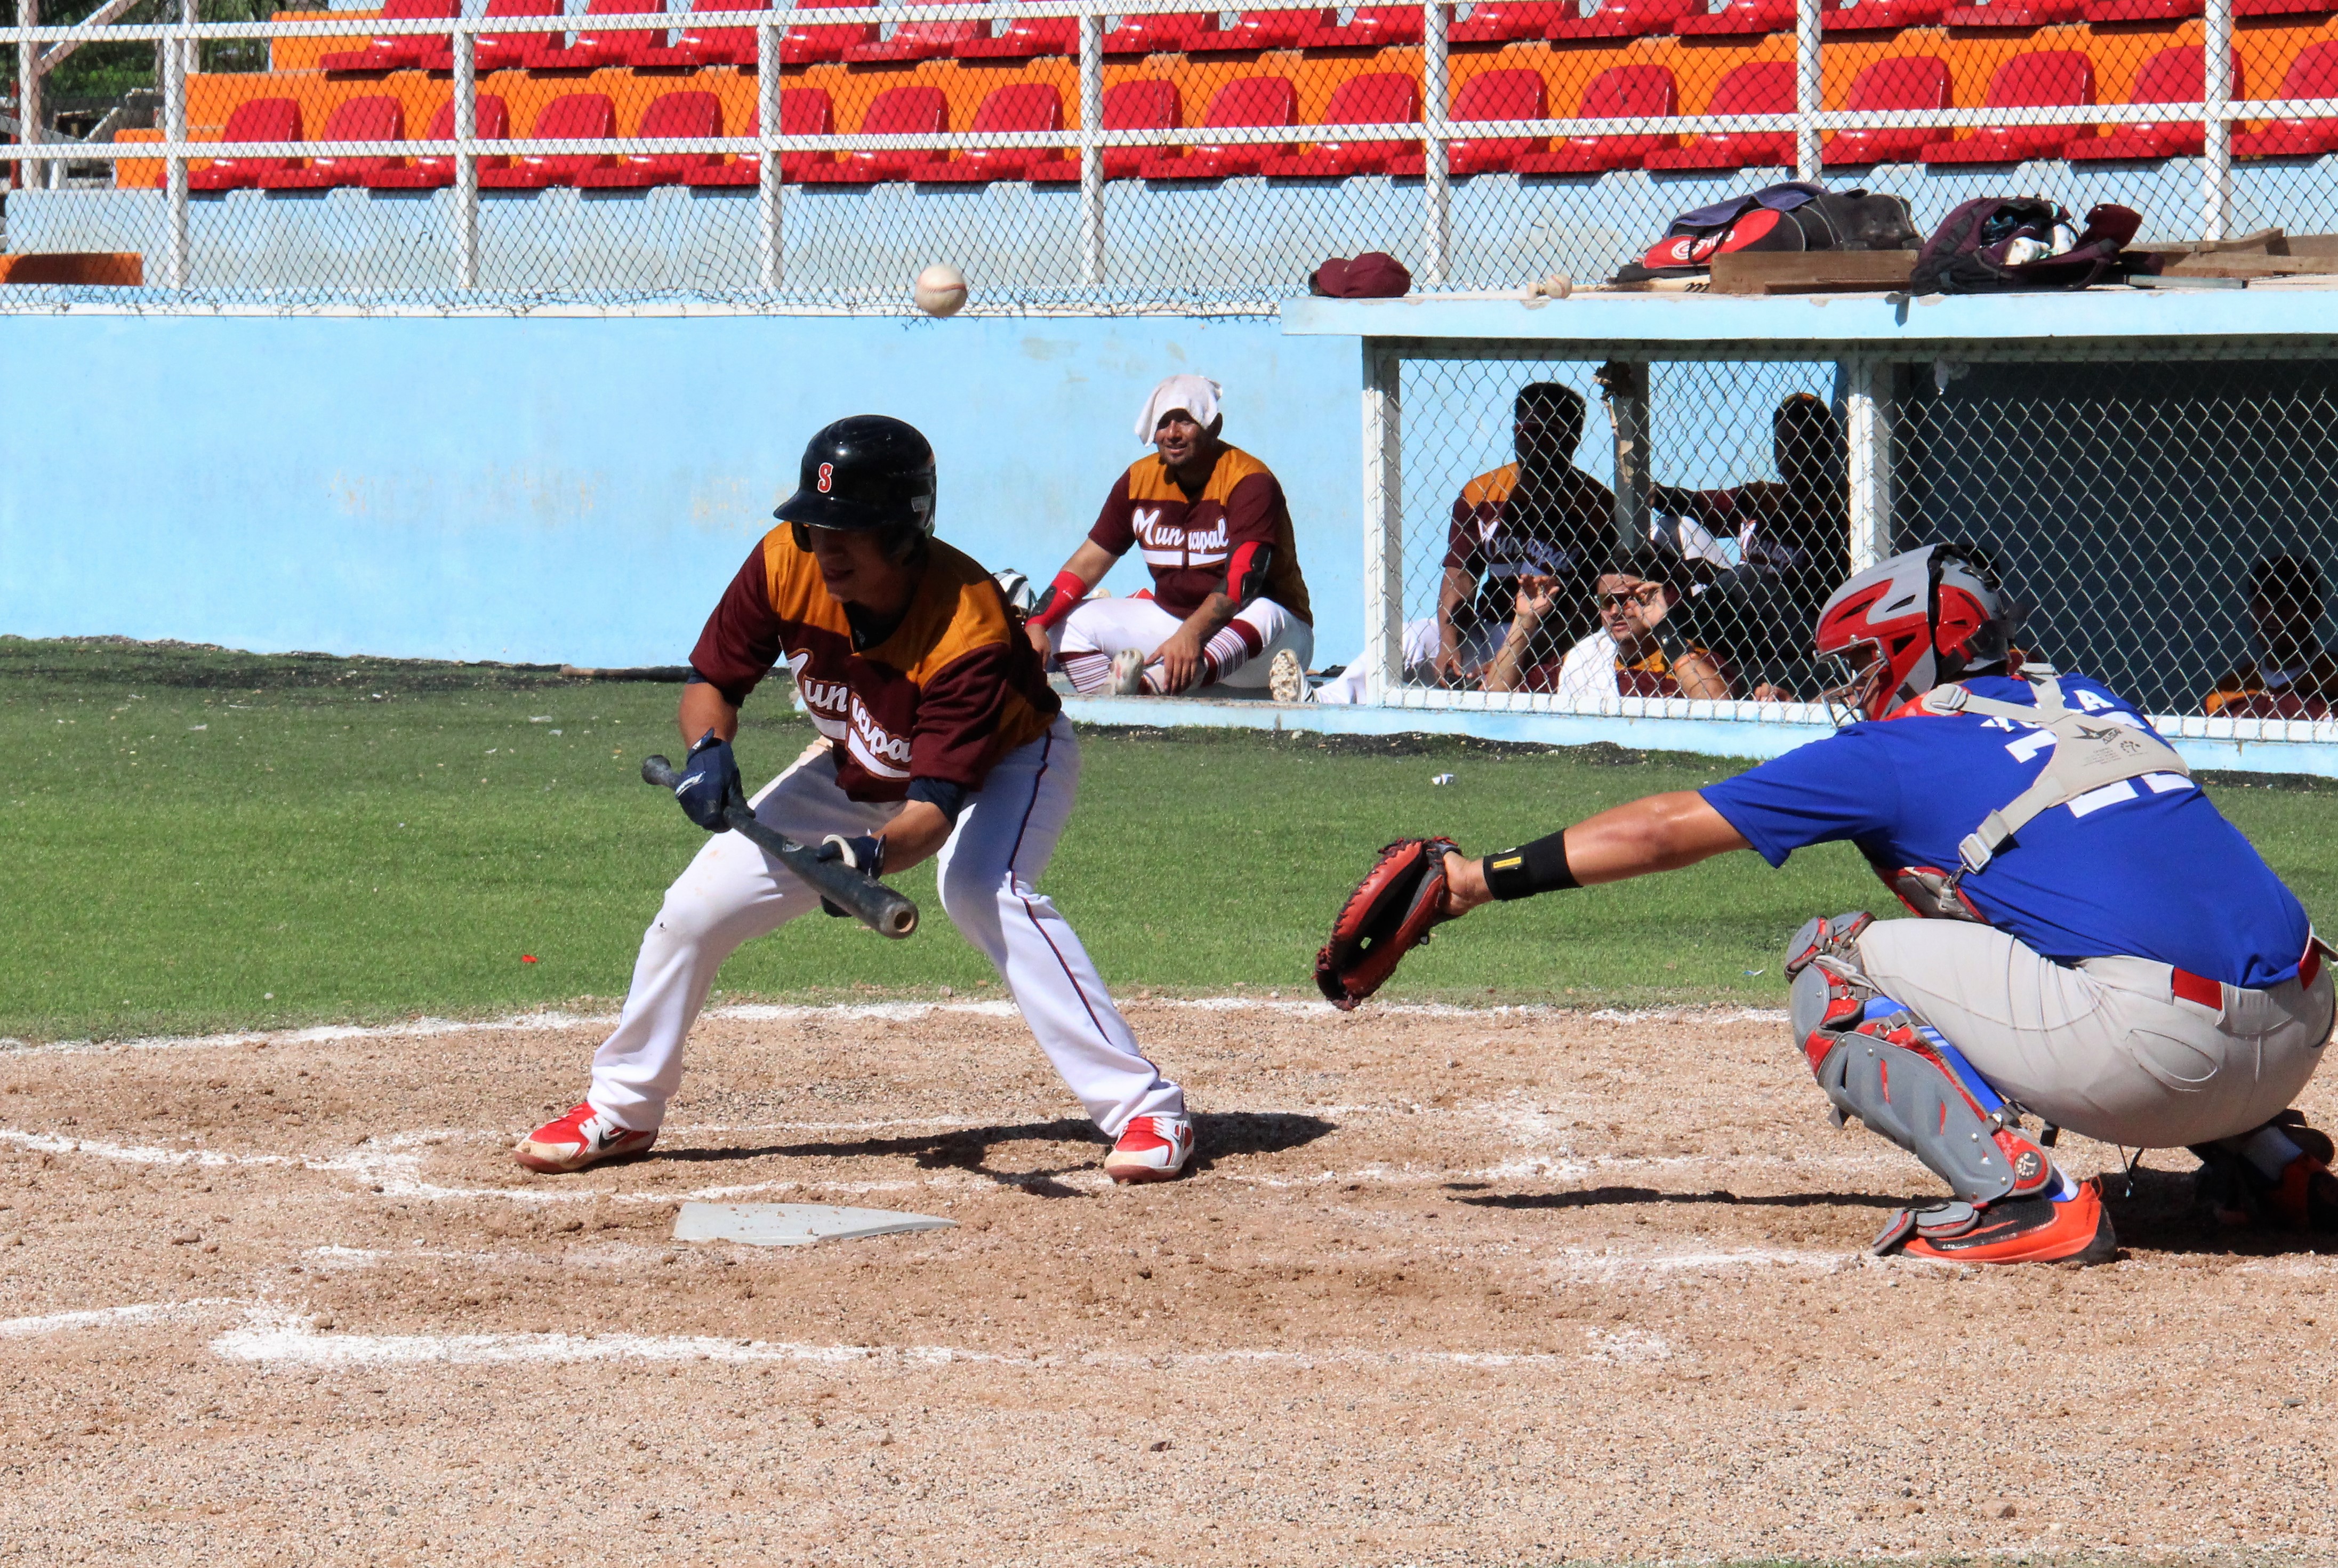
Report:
1701,673,2313,988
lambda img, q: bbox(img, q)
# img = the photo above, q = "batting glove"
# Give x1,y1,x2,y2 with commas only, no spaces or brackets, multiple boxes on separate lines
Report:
673,730,745,832
814,833,886,918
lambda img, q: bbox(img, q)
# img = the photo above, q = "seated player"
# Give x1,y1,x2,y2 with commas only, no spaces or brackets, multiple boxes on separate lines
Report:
2201,553,2338,719
1423,545,2336,1261
1431,382,1617,686
1482,548,1733,699
1026,374,1313,703
516,416,1194,1185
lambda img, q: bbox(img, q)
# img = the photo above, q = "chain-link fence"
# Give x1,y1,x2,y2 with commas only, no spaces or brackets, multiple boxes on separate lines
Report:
6,1,2338,309
1356,342,2338,741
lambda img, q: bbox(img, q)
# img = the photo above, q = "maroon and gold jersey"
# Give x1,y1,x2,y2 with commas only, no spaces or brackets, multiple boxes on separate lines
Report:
1446,460,1616,642
1088,445,1312,623
689,529,1060,803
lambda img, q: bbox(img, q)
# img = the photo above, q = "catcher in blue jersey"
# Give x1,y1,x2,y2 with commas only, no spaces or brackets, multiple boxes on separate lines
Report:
1319,545,2334,1264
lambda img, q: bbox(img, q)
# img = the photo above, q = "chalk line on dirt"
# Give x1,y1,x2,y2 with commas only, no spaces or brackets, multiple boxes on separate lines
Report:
0,1299,243,1339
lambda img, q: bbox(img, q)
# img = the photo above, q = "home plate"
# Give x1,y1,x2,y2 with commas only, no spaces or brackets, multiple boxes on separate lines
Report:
672,1202,957,1248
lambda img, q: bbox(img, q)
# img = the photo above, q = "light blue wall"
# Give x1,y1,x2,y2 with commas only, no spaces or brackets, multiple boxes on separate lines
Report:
0,311,1364,668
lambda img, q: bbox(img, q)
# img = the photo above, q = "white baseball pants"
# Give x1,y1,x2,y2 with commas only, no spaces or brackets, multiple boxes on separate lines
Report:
586,715,1184,1137
1052,595,1312,694
1857,919,2334,1149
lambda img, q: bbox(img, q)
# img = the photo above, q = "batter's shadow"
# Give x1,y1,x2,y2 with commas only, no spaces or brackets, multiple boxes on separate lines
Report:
657,1110,1335,1198
1450,1184,1904,1211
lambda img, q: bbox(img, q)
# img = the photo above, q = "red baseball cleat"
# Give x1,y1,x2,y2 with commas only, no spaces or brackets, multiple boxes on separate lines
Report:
1877,1177,2118,1265
1103,1113,1194,1184
2195,1111,2338,1231
513,1101,658,1173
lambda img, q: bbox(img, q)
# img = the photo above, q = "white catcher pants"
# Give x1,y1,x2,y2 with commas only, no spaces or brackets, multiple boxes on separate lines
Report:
588,715,1184,1137
1053,595,1312,691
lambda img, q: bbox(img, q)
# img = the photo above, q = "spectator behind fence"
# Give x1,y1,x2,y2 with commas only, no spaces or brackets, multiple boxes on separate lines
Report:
2202,553,2338,719
1483,546,1733,699
1026,374,1314,702
1433,382,1618,684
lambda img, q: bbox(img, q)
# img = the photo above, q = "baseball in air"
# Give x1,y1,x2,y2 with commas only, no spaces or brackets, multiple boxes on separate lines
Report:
913,263,968,317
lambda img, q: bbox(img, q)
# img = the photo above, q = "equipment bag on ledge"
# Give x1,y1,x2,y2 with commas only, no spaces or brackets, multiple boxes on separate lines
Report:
1613,182,1920,285
1909,197,2152,294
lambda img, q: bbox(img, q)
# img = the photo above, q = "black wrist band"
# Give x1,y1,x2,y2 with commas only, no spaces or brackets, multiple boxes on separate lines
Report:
1481,830,1579,900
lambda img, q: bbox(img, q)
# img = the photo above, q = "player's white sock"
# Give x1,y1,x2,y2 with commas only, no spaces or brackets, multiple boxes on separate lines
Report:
1140,623,1260,695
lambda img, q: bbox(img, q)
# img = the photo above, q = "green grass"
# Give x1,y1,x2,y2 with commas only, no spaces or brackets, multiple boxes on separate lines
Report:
10,634,2338,1041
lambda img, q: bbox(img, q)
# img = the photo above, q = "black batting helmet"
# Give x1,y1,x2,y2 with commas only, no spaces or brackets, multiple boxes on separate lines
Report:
774,415,937,551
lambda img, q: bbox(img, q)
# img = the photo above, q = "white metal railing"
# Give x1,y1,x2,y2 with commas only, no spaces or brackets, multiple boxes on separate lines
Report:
0,0,2316,293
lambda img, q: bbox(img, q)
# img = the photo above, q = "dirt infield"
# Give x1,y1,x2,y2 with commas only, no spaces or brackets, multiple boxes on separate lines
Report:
0,1001,2330,1566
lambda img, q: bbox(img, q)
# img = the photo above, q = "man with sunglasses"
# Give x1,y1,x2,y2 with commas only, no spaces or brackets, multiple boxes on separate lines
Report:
1413,544,2334,1263
515,416,1194,1185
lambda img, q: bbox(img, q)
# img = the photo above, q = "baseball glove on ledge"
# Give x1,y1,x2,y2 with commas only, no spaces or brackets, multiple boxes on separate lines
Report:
1314,837,1462,1010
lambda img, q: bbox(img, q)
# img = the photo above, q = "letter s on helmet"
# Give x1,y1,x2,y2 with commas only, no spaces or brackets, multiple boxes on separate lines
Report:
1812,544,2010,725
774,414,937,557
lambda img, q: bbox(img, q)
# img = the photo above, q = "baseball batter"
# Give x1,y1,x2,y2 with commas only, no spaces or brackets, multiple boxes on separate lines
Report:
1346,545,2335,1262
516,415,1193,1184
1024,374,1313,702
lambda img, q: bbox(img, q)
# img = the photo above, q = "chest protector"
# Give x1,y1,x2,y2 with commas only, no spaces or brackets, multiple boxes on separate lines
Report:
1873,665,2190,921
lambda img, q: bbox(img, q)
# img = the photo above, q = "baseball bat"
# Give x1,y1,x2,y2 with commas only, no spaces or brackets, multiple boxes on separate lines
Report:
639,755,920,939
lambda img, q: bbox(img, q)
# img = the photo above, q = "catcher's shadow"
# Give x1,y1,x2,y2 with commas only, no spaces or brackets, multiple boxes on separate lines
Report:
1451,1184,1902,1211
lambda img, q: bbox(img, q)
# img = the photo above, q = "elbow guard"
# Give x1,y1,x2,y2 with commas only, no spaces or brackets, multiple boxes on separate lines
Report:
1225,542,1272,607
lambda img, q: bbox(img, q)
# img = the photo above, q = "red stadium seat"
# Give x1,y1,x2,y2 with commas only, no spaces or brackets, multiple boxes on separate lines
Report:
362,95,513,188
1921,50,2094,163
648,0,762,66
1680,0,1819,33
1389,69,1547,176
2236,42,2338,157
1545,0,1697,39
1033,78,1183,181
1450,3,1570,43
1645,60,1794,170
844,2,985,63
1823,55,1948,165
479,93,617,189
1939,0,2081,22
188,98,303,191
1260,72,1420,176
318,0,458,72
798,84,949,182
1100,11,1224,53
2067,46,2238,159
2237,0,2338,14
680,91,836,185
417,0,560,71
259,97,404,189
1296,6,1425,46
779,0,877,62
526,0,667,67
1514,63,1677,173
1821,0,1948,25
953,15,1077,57
1208,9,1334,48
573,91,722,187
920,83,1066,182
1138,75,1296,179
2084,0,2199,18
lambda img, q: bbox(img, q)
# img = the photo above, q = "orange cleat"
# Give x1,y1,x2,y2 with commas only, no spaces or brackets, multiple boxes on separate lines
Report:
1877,1177,2118,1266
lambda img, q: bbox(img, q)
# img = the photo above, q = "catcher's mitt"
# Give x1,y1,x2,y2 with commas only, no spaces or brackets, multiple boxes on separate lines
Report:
1314,837,1461,1010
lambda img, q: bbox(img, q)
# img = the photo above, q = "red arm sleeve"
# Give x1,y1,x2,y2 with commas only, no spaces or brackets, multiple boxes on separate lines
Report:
1086,475,1138,554
686,540,786,707
909,641,1023,787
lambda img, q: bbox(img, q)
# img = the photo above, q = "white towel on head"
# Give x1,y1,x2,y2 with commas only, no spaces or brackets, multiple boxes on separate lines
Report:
1134,374,1224,442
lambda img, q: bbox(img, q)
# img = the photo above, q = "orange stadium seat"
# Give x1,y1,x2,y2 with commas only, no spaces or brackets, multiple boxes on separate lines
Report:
417,0,560,71
1940,0,2082,23
1545,0,1697,39
845,2,985,62
188,97,302,190
1260,71,1420,175
2067,45,2237,158
1297,6,1426,46
1211,9,1335,48
573,90,723,186
1034,78,1183,181
1823,54,1948,164
778,0,877,62
1645,59,1794,169
799,83,949,181
479,92,617,187
1100,11,1225,53
953,14,1076,57
1922,49,2094,162
361,95,514,187
1138,75,1297,179
2235,42,2338,156
1389,69,1547,175
317,0,458,72
1450,3,1570,44
529,0,669,68
259,96,404,188
1823,0,1950,28
1515,62,1677,172
920,83,1066,181
681,90,836,184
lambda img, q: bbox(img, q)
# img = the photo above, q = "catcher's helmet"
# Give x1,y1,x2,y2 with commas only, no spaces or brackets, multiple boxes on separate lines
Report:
1812,544,2010,725
774,415,937,551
